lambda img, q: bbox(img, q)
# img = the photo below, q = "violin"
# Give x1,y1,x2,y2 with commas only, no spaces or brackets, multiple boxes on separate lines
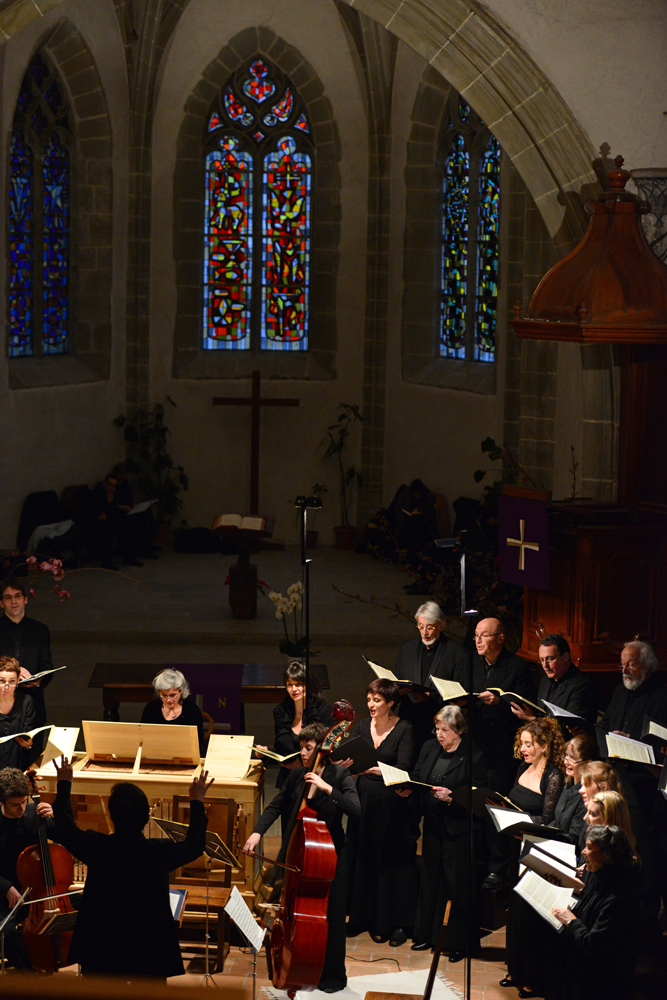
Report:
16,769,76,972
269,699,355,997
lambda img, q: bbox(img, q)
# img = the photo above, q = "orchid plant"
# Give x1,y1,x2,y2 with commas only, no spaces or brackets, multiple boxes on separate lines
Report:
269,581,308,657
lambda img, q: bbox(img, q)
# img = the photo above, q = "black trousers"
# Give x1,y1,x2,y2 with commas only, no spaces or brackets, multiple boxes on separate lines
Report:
413,819,479,952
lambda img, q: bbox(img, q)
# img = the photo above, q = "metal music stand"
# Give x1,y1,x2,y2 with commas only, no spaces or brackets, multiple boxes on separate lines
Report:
0,887,30,974
154,817,240,987
294,494,322,723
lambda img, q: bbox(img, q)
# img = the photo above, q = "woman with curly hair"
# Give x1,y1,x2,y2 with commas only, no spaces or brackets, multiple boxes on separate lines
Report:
501,717,566,996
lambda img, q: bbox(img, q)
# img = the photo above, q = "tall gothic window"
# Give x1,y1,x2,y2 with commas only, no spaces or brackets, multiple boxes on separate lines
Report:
8,53,71,358
203,58,312,352
440,95,499,363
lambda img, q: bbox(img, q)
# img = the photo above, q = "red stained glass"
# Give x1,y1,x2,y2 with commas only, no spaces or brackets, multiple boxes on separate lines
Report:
208,112,222,131
294,114,309,133
223,87,253,127
203,136,253,350
261,137,310,349
264,88,293,126
243,60,275,104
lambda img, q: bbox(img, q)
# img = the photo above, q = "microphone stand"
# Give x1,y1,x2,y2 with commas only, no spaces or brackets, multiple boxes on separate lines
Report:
294,495,322,726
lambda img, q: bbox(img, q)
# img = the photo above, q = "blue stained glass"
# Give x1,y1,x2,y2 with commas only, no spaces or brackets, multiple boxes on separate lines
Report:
261,137,310,351
30,55,49,87
243,60,275,104
440,132,469,359
475,136,500,362
458,97,471,123
294,113,309,133
8,131,34,357
31,105,47,134
42,133,70,354
203,136,253,350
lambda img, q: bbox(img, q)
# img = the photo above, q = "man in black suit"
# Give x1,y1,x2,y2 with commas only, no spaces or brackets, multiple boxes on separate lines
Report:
458,616,537,888
512,634,598,734
0,577,53,740
393,601,467,750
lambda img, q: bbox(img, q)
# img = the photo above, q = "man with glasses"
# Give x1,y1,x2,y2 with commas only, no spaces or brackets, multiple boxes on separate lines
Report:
511,634,598,735
458,617,536,889
0,576,54,753
393,601,466,749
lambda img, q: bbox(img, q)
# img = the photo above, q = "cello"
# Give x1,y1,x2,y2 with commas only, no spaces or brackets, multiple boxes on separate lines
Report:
267,699,355,997
16,770,76,972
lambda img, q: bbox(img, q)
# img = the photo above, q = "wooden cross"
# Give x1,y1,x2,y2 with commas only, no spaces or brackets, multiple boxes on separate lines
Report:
506,518,540,571
212,370,300,514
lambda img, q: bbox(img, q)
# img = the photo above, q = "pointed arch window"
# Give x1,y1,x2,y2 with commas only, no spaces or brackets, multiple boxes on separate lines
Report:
203,58,312,352
8,53,72,358
440,95,499,363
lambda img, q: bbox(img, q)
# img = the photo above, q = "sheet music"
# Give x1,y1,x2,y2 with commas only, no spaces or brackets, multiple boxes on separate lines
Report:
541,699,581,719
429,676,469,701
522,835,576,866
363,657,399,682
606,732,655,765
486,804,532,832
513,870,576,931
224,885,265,952
0,724,52,745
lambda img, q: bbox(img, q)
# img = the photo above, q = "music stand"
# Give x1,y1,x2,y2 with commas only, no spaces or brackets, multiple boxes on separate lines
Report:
224,885,266,1000
0,887,30,974
154,817,239,987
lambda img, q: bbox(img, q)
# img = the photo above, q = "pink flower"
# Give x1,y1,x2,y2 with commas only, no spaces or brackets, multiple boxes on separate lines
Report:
39,561,50,572
58,589,70,601
26,556,38,568
53,571,65,581
29,589,36,598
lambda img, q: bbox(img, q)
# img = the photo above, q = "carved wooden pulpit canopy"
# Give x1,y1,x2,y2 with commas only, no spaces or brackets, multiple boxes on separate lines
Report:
512,156,667,344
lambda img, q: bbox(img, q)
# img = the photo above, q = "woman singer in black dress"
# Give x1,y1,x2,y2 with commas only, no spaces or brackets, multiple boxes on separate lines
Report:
408,704,486,960
256,661,334,833
345,678,418,947
501,716,566,997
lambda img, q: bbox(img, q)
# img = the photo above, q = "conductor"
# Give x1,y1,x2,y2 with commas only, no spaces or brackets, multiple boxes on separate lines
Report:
53,756,213,980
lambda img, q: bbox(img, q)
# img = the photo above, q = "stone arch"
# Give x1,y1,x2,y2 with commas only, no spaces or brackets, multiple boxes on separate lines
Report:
0,1,70,45
340,0,599,256
172,25,342,380
7,16,113,387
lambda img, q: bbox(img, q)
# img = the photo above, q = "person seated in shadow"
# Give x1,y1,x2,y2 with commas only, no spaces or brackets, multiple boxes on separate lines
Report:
109,462,159,560
86,473,143,569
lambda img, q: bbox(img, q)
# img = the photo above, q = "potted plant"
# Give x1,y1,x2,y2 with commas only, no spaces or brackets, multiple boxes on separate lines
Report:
113,397,189,543
320,403,363,549
306,483,328,548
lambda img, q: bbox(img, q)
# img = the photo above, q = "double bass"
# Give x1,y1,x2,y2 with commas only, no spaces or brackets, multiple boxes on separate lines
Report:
256,700,355,997
16,770,76,972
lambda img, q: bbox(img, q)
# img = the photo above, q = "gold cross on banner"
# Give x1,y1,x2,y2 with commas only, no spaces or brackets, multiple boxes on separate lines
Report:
507,518,540,571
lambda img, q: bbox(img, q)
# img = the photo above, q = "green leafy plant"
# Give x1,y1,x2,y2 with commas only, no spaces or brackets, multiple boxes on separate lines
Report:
113,398,188,524
473,436,535,496
320,404,364,527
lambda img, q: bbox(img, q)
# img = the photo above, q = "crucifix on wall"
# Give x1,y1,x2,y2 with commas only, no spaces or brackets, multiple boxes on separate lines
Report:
212,370,300,514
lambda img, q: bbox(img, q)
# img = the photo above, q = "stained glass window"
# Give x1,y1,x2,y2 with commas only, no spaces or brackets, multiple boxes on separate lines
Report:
203,137,253,350
203,57,313,351
262,137,310,350
440,94,500,363
475,136,500,362
441,133,469,360
7,53,71,358
42,133,70,354
8,132,34,357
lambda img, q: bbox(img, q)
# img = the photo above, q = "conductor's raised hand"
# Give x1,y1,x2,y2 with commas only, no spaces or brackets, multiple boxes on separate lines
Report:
54,755,74,783
190,769,215,801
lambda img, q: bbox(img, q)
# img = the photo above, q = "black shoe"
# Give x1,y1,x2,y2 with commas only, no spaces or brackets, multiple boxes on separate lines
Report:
517,991,539,998
482,873,509,890
448,951,465,963
319,986,345,994
411,941,431,951
499,978,514,988
123,557,144,567
101,561,118,571
345,924,361,938
388,928,407,947
370,933,388,944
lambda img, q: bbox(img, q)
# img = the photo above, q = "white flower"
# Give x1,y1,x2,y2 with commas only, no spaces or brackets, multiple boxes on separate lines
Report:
287,581,303,595
268,590,282,605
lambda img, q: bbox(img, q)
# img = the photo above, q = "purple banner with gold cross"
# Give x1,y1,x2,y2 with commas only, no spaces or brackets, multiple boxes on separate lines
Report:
498,493,550,590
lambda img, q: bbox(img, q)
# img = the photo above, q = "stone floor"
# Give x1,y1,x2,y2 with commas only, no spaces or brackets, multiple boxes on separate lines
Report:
20,542,667,996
